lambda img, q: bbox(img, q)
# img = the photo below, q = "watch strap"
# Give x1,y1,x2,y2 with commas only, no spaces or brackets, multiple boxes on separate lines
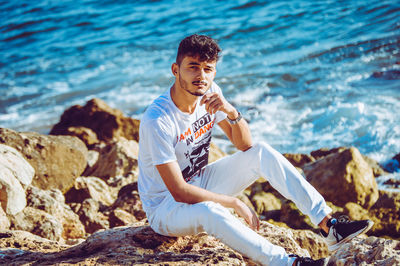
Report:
227,112,242,125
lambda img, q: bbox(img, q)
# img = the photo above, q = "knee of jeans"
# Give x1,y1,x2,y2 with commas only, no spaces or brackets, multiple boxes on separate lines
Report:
195,201,231,223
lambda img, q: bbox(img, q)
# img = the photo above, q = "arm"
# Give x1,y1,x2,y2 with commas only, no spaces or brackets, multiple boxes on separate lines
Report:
156,161,259,230
200,93,252,151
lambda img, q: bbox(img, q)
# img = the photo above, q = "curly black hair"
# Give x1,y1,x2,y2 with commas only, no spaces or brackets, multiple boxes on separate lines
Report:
176,34,221,65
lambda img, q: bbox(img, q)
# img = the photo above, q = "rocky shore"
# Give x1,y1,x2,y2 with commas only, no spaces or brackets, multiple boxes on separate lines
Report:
1,98,400,265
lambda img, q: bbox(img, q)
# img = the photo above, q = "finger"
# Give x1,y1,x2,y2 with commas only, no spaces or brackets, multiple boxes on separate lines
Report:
200,94,210,105
205,97,220,114
208,100,223,114
256,215,260,231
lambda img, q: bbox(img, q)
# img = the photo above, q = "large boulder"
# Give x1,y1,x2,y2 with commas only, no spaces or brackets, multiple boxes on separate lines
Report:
303,147,379,209
26,186,86,240
328,236,400,265
0,144,34,215
49,98,140,145
83,138,138,180
0,128,88,193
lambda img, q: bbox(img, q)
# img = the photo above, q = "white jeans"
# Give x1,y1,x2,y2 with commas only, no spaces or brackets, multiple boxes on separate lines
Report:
147,142,332,266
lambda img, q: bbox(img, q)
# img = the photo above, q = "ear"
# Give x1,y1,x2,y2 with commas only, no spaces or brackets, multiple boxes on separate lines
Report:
171,63,179,77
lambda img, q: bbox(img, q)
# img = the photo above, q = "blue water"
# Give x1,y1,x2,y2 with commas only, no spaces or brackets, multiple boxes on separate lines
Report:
1,0,400,170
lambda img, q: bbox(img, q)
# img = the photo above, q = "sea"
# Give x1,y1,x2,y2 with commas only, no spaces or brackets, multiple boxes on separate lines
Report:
1,0,399,182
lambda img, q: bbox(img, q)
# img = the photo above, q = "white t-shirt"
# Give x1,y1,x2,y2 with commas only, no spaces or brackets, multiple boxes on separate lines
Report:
138,82,227,215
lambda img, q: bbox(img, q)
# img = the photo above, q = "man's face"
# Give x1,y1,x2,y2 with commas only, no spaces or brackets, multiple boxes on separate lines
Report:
174,55,217,97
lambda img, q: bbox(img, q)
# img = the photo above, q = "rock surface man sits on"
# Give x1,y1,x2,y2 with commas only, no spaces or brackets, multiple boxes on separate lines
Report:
137,34,373,266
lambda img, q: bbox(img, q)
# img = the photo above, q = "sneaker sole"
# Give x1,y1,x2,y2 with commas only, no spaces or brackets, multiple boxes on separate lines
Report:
328,220,374,253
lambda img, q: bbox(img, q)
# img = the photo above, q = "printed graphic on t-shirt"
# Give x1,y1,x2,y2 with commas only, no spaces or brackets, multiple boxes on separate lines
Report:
180,113,215,182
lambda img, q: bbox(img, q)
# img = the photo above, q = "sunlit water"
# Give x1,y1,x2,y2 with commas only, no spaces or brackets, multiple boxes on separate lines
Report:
1,0,399,179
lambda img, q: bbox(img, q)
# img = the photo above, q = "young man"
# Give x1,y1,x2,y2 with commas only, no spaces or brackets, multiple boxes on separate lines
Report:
138,34,373,266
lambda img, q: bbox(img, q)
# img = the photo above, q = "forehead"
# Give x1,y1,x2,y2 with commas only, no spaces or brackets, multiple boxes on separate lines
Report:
181,55,217,67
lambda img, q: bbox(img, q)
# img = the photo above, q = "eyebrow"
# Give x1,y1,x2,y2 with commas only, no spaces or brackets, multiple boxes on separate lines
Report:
187,62,215,69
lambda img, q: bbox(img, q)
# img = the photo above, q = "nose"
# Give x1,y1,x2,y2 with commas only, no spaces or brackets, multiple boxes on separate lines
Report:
197,68,206,80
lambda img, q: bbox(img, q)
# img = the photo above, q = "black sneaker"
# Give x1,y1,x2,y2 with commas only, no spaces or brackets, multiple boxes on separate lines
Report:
289,255,328,266
321,215,374,252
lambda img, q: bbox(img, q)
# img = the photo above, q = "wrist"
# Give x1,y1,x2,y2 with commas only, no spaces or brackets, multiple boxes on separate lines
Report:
227,109,239,120
227,111,242,125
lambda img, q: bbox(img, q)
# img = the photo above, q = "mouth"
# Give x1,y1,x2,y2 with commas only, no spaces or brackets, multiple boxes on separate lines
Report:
192,81,207,88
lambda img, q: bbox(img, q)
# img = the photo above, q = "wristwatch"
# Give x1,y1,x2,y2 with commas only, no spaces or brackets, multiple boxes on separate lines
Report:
227,112,243,125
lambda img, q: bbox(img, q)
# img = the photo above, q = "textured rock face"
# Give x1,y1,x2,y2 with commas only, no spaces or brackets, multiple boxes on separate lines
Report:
329,236,400,265
9,207,64,242
49,98,140,144
368,190,400,238
83,138,138,179
74,198,110,234
283,153,315,168
107,182,146,222
0,144,34,215
251,191,281,216
303,147,379,209
0,221,314,265
0,207,10,230
26,186,86,240
0,128,88,193
65,176,115,206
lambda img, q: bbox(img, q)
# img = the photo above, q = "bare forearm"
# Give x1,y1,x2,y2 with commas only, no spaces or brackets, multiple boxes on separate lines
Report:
227,110,253,151
176,182,238,209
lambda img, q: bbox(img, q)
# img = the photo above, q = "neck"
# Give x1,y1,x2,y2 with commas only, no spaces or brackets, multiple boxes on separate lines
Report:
170,83,198,114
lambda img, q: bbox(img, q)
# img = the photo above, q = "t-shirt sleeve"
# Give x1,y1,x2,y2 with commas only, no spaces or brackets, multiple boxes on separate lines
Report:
141,119,177,166
212,82,228,123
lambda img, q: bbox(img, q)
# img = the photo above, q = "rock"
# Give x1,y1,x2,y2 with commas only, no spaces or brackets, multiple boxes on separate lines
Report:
393,153,400,164
343,202,370,221
108,182,146,221
310,147,347,160
83,138,138,180
292,230,329,260
0,168,26,216
64,126,99,147
0,230,69,252
371,190,400,210
328,236,400,265
9,207,63,242
280,201,316,230
251,191,281,216
383,178,400,188
49,98,140,144
0,144,34,187
27,186,85,240
368,190,400,238
76,198,110,234
0,144,34,215
362,155,389,177
303,147,379,209
0,221,313,265
109,208,137,227
0,207,10,230
0,128,88,193
283,153,315,168
65,176,115,206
